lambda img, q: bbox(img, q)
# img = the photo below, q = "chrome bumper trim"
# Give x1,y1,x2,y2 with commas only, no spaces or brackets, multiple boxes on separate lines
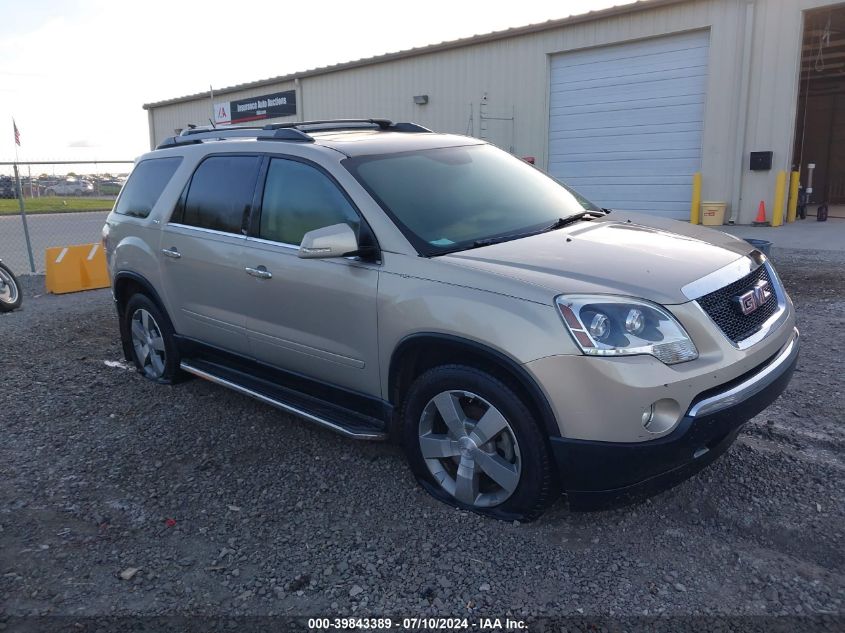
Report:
688,327,799,418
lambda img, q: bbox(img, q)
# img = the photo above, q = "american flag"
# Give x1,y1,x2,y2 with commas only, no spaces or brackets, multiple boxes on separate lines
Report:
13,119,20,146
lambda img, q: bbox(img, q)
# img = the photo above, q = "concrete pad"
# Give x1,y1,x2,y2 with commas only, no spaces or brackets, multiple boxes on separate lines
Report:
716,217,845,252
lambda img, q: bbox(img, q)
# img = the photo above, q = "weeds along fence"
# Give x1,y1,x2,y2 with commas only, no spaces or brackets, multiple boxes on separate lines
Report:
0,160,134,274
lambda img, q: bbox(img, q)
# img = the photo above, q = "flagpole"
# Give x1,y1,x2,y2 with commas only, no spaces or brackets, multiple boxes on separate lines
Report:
12,117,35,272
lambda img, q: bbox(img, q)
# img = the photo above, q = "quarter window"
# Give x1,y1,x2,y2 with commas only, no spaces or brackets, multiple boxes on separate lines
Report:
114,157,182,218
259,158,359,245
181,155,261,234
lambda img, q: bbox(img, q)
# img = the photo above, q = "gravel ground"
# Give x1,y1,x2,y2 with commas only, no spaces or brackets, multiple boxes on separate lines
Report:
0,248,843,627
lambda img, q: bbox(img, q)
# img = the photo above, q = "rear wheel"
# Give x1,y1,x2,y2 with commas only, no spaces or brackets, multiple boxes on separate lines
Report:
125,294,180,383
0,262,22,312
401,365,556,521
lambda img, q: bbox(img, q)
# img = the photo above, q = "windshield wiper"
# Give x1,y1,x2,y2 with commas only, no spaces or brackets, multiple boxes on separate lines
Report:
436,210,607,256
538,210,606,233
471,233,525,248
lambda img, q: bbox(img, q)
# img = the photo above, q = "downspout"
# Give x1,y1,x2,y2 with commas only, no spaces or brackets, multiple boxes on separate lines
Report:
295,77,304,122
147,108,157,151
729,1,755,224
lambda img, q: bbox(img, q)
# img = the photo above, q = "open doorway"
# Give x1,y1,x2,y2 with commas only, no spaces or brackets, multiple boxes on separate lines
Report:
793,4,845,218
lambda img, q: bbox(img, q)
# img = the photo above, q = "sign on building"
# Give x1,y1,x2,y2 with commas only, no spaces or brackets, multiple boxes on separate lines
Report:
214,90,297,125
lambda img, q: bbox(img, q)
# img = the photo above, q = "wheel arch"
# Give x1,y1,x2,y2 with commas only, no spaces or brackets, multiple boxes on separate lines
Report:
113,271,170,361
388,333,561,439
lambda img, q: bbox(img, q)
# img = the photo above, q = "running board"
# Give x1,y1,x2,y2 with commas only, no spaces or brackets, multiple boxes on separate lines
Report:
180,361,387,441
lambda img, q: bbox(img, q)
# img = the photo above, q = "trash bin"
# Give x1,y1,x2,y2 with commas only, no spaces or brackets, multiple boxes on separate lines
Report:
743,238,772,258
701,201,728,226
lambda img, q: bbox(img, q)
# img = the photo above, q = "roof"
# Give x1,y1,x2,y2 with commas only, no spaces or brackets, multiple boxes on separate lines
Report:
143,0,688,110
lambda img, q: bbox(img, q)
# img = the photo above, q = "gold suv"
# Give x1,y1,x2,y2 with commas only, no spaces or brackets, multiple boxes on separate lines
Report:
103,120,798,520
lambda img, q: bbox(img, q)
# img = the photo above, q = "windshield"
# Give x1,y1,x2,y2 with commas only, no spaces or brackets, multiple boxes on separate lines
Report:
344,144,596,255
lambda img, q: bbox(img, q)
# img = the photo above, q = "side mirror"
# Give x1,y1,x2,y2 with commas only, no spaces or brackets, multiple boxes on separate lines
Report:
298,223,359,259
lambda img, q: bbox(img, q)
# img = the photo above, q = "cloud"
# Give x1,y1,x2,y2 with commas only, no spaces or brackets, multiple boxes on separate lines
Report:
68,139,97,148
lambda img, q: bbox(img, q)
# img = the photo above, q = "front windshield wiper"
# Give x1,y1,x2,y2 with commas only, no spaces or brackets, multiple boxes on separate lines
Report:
436,209,608,256
538,210,607,233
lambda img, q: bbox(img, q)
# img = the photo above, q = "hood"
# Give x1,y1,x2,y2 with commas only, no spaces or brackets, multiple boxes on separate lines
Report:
440,212,754,305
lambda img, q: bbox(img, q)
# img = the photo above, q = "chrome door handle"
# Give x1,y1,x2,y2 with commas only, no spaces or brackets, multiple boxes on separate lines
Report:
161,247,181,259
245,266,272,279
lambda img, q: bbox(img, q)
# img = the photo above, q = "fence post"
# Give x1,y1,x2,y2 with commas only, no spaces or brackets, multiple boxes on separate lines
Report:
12,163,36,273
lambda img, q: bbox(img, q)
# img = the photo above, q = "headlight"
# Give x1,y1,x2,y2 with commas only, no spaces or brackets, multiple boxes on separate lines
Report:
555,295,698,364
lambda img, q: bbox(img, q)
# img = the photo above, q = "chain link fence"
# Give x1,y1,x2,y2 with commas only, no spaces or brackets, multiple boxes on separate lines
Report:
0,161,134,274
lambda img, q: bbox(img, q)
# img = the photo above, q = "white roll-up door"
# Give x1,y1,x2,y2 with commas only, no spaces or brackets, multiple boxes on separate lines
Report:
548,31,710,219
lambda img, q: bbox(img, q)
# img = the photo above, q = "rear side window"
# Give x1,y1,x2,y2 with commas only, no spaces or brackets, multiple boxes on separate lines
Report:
181,155,261,234
259,158,359,245
114,157,182,218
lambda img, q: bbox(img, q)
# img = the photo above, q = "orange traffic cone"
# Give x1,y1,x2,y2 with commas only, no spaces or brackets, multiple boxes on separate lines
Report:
753,200,770,226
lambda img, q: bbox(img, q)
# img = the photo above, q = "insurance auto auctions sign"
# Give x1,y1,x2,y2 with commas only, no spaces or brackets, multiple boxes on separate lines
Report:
213,90,297,125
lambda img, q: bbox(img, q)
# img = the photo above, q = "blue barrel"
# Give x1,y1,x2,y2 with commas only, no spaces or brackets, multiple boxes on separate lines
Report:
743,238,772,257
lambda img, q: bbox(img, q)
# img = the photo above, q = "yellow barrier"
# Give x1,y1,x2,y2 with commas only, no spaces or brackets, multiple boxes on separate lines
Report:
689,172,702,224
771,170,786,227
45,243,109,294
787,171,800,223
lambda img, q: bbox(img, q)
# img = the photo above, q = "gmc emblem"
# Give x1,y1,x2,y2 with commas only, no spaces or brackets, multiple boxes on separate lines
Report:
734,279,772,315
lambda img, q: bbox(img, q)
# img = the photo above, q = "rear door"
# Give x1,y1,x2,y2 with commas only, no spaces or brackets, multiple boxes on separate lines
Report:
242,156,381,396
158,154,261,355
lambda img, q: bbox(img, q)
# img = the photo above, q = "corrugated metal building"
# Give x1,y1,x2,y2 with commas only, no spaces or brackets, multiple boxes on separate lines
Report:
143,0,845,225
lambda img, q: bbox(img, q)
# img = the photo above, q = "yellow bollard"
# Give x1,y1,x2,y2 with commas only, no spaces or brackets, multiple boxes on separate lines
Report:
787,171,800,223
689,172,702,224
771,170,786,227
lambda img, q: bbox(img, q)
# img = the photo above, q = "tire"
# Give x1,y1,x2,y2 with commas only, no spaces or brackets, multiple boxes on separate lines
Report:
124,294,181,383
401,364,556,521
0,262,22,312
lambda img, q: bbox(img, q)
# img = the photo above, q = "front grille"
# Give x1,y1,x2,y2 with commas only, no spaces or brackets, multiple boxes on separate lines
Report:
696,264,779,344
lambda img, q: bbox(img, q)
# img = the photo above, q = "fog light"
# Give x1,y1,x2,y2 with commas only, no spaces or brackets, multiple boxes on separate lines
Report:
641,405,655,429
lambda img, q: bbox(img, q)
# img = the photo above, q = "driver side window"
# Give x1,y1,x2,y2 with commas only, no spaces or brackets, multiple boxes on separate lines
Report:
259,158,360,245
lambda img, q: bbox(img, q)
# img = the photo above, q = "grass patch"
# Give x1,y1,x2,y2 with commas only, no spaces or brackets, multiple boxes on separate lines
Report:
0,197,114,215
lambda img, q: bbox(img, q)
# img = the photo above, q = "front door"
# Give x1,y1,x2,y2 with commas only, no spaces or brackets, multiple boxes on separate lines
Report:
242,156,380,396
158,154,261,355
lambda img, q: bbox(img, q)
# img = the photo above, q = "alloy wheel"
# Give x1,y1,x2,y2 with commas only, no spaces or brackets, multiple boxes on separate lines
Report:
418,390,522,508
130,308,167,379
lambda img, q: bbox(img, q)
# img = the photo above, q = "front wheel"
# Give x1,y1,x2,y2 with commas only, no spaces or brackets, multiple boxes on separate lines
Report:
124,294,180,383
401,365,556,521
0,262,22,312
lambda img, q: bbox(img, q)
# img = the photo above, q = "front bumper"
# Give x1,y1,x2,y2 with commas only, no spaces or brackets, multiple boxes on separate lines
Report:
551,327,799,510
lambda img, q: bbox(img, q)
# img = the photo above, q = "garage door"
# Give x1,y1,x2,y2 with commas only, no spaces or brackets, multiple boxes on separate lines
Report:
548,31,710,219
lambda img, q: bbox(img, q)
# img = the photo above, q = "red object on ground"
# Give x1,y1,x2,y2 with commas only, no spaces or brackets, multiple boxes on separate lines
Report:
522,156,536,164
753,200,769,226
165,518,177,527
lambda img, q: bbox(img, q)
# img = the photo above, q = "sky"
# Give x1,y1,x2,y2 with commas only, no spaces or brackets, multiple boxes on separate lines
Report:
0,0,635,165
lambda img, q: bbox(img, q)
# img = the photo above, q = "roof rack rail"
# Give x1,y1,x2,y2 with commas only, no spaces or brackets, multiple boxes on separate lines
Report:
155,119,432,150
264,118,394,131
262,119,432,134
156,127,312,149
